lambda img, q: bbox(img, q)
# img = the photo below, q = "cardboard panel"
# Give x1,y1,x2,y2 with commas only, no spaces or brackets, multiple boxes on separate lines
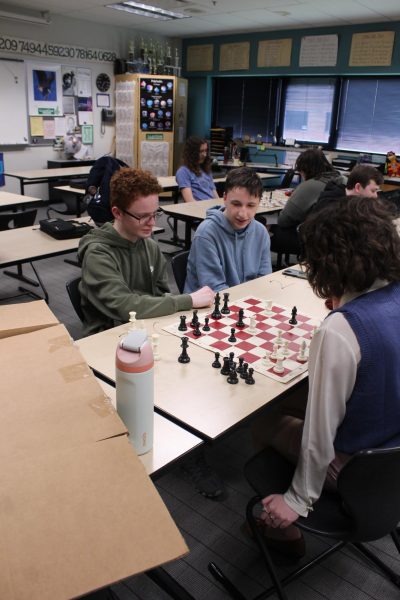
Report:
0,300,59,339
0,436,188,600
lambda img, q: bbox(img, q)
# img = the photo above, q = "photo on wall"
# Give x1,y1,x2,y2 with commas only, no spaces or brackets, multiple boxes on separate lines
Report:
27,62,63,116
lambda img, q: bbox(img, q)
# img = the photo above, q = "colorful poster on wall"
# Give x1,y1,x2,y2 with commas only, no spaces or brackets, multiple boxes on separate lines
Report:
140,78,174,132
27,62,63,116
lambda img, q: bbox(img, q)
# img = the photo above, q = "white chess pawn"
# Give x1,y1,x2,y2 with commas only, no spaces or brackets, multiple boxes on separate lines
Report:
128,311,137,331
296,340,308,362
282,340,290,356
264,300,273,315
151,333,160,361
248,316,257,333
270,343,279,360
276,329,283,345
262,352,269,368
273,356,285,374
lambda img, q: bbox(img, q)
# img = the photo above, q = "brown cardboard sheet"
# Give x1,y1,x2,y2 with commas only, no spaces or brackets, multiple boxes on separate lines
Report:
0,435,188,600
0,324,126,462
0,300,59,339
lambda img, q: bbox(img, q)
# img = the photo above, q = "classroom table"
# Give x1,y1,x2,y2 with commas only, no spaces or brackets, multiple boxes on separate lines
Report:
77,269,328,441
4,165,92,195
383,175,400,184
161,190,288,249
218,160,290,173
0,190,42,210
97,379,202,478
0,216,93,302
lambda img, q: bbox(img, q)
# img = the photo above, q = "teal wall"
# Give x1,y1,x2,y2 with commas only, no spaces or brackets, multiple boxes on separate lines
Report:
182,20,400,138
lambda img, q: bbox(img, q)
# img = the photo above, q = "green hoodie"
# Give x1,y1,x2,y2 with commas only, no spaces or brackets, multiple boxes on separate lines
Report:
77,222,192,336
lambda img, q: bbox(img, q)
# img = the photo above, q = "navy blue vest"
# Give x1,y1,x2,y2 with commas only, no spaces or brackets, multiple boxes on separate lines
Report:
333,282,400,454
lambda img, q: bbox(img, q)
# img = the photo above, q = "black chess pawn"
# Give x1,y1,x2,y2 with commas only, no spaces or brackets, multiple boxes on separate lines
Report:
228,327,237,343
240,362,249,379
178,315,187,331
236,357,245,374
178,337,190,363
212,352,221,368
221,292,230,315
202,317,211,332
236,308,245,328
289,306,298,325
220,356,231,375
227,367,239,385
211,292,222,319
190,309,199,327
193,322,202,337
245,367,255,385
228,351,235,369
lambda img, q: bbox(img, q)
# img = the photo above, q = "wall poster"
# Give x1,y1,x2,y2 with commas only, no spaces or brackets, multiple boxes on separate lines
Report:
27,62,63,116
140,77,174,132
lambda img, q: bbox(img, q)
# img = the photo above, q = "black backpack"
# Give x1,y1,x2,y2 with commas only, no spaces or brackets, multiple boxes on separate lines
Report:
86,156,128,224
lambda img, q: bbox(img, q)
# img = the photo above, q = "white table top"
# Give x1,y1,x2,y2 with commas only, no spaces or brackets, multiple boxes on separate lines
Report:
0,216,93,267
0,191,42,208
5,166,92,180
218,160,290,171
77,270,328,440
96,379,202,475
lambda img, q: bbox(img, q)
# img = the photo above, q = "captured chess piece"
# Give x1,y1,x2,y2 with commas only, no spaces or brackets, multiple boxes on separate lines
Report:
228,327,237,343
245,367,255,385
236,356,245,374
227,366,239,385
178,336,190,363
289,306,298,325
212,351,221,368
128,311,137,331
203,316,211,332
193,322,202,337
178,315,187,331
240,362,249,379
228,351,235,368
211,292,222,320
221,292,230,315
152,333,160,361
220,356,231,376
236,308,245,328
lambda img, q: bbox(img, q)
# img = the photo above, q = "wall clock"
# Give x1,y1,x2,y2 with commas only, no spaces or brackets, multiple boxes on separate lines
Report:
96,73,111,92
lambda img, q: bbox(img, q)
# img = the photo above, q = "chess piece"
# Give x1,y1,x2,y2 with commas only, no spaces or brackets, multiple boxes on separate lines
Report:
240,362,249,379
212,352,221,368
178,336,190,363
296,340,308,363
270,343,279,360
178,315,187,332
190,309,199,327
273,356,285,374
128,311,137,331
282,340,290,356
228,328,237,343
276,330,283,345
221,292,230,314
211,293,222,319
202,317,211,332
262,352,269,368
236,357,245,374
289,306,298,325
236,308,245,328
193,322,202,337
151,333,160,361
228,352,235,368
248,316,257,333
227,367,239,385
245,368,255,385
220,356,231,375
264,300,273,315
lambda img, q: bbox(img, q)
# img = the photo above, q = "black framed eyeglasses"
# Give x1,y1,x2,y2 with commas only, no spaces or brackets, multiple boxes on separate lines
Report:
121,207,163,224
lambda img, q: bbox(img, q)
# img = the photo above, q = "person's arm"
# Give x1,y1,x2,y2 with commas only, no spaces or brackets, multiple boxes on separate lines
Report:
176,167,196,203
213,188,220,199
180,187,196,203
261,313,359,526
82,247,193,322
187,235,228,292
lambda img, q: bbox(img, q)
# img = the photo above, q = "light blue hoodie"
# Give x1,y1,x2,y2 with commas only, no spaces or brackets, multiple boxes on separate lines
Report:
184,206,272,293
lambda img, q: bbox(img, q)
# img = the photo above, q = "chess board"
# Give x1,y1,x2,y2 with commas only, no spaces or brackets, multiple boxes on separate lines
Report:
163,296,321,383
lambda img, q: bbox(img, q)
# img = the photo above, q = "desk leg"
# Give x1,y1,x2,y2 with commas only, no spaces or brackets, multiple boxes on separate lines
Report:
4,264,40,287
184,222,192,250
18,262,49,303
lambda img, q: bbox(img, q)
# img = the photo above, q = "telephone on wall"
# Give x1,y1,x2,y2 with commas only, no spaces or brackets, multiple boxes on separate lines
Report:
101,109,115,123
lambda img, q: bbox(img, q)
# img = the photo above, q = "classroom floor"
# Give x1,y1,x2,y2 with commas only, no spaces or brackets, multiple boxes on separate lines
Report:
1,206,399,600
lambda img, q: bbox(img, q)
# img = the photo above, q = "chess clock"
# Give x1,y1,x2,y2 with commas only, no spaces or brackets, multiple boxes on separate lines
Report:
96,73,111,92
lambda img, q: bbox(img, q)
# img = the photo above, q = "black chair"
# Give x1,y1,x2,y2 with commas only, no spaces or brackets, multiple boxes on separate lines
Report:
171,250,189,293
46,194,87,219
269,224,301,270
66,276,84,322
209,446,400,600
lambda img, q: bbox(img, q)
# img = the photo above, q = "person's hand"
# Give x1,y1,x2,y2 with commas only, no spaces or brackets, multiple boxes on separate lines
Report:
190,286,214,308
260,494,300,529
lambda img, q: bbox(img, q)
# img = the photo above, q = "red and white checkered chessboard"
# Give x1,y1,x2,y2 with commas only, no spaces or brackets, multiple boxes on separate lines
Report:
163,296,321,383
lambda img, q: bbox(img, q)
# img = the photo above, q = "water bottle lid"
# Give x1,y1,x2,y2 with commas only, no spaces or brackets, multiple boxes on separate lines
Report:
116,330,154,373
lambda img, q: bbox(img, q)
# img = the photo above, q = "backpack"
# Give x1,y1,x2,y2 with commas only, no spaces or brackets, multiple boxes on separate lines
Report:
86,156,128,224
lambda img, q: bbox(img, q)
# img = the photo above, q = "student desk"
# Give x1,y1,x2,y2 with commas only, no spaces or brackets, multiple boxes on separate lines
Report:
4,166,92,195
97,379,202,478
0,216,92,301
218,160,290,173
161,191,288,249
0,190,42,210
77,269,327,441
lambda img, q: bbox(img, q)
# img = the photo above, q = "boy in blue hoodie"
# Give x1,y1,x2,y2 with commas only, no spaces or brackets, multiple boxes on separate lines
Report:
184,167,272,293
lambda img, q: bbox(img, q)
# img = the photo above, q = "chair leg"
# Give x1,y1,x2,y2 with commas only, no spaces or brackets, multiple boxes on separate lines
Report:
208,562,247,600
353,541,400,587
276,253,283,270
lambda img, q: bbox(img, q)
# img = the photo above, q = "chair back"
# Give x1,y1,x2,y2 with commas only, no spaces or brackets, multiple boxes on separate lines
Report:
66,277,84,322
280,169,296,188
171,250,189,293
0,209,37,231
337,446,400,541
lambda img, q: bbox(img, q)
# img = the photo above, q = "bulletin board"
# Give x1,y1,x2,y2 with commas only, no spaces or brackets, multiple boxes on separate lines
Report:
0,58,29,145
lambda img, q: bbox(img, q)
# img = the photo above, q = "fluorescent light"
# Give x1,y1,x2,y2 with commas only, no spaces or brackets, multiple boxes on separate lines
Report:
0,3,51,24
106,1,190,20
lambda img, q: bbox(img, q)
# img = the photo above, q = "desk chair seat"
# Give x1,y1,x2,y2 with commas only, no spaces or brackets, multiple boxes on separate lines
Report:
209,446,400,600
171,250,189,293
66,276,84,322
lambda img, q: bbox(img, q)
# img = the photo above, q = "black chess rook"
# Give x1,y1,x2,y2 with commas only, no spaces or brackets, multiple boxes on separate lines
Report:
178,336,190,363
178,315,187,331
220,356,231,376
212,352,221,368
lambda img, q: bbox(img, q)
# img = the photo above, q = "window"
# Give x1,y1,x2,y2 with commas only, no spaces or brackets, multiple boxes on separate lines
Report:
336,78,400,154
281,78,336,144
212,77,278,142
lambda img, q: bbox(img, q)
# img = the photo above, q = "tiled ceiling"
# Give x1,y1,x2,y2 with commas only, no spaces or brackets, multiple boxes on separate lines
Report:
3,0,400,37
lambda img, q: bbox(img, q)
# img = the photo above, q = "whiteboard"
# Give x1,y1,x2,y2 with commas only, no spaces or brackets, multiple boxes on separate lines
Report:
0,59,28,145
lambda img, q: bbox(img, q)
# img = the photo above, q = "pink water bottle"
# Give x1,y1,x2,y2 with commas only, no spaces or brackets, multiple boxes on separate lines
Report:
116,330,154,455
